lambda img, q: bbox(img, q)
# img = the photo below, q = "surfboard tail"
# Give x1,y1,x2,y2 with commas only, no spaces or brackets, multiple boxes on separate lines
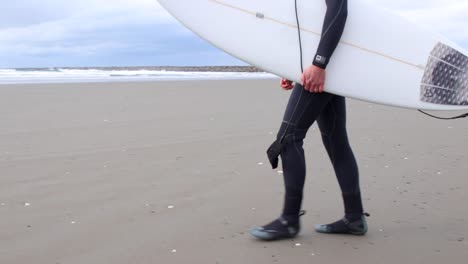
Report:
421,43,468,106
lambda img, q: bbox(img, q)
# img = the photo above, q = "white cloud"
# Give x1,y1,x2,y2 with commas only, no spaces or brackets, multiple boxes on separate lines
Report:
0,0,172,28
0,0,182,64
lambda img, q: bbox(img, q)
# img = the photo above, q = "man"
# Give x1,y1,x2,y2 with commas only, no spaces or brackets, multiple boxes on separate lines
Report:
249,0,368,241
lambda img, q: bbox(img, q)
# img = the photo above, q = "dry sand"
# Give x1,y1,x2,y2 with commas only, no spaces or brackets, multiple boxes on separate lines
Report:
0,79,467,264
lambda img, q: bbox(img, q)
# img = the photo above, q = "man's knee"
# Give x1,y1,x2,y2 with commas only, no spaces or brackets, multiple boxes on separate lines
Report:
267,124,307,169
277,123,308,143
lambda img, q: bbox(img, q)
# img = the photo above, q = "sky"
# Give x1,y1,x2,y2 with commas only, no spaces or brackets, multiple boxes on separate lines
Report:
0,0,467,68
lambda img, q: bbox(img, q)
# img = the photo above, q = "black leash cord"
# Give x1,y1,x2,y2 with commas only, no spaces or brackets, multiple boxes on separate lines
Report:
295,0,303,73
277,0,305,143
418,110,468,120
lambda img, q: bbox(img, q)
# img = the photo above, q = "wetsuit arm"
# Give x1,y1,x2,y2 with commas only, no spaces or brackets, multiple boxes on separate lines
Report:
312,0,348,69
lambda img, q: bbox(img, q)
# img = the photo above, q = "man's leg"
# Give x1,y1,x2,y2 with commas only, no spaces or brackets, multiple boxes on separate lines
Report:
315,96,368,235
250,83,333,240
278,85,334,220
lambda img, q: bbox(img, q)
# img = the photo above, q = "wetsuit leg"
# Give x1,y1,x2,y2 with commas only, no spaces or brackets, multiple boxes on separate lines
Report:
316,96,363,219
277,83,334,220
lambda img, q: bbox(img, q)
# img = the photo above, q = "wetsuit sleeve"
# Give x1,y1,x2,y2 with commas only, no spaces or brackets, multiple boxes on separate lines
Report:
312,0,348,69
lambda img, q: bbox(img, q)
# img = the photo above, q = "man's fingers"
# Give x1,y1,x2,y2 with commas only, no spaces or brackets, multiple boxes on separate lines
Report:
308,76,317,92
318,83,324,93
312,83,321,93
311,82,323,93
305,81,312,92
313,85,319,93
280,78,294,90
307,80,315,92
304,79,310,91
280,79,292,89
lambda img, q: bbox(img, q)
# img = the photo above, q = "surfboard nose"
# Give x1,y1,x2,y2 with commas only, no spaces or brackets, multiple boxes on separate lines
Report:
421,43,468,106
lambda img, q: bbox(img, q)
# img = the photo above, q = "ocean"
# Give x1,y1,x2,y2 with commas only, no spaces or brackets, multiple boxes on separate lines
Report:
0,67,277,84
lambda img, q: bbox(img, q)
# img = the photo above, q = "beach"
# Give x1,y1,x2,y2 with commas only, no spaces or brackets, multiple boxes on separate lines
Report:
0,79,467,264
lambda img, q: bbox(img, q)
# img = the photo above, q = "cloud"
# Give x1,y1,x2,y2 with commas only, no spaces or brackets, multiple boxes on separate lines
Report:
0,0,241,67
0,0,172,28
0,0,466,68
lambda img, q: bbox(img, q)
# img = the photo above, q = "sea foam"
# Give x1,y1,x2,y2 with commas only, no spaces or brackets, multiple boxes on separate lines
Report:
0,68,276,84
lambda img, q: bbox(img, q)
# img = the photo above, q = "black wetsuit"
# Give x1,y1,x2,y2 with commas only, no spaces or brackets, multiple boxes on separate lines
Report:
312,0,348,69
272,0,364,221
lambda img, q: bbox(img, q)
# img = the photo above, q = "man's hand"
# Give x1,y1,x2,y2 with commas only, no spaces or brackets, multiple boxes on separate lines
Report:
301,65,326,93
280,78,294,90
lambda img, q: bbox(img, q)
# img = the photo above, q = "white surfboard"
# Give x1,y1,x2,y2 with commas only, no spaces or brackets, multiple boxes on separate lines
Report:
156,0,468,110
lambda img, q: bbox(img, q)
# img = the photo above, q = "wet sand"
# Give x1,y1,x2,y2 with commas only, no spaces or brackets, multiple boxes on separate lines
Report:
0,79,467,264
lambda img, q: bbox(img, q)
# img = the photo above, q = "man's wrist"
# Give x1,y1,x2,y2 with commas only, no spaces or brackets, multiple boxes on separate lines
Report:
311,63,326,71
312,54,328,69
